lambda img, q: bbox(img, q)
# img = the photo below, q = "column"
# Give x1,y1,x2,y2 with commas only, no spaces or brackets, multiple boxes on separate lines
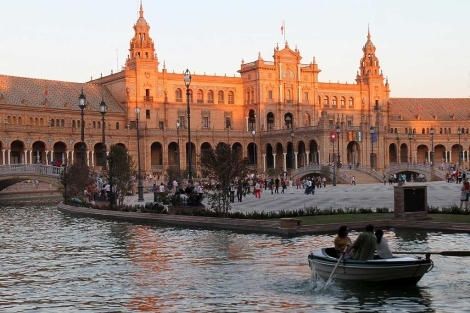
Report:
24,150,28,164
8,150,11,165
71,151,74,164
29,150,33,164
262,153,266,173
273,153,276,169
305,150,310,165
283,152,287,172
2,149,5,165
91,151,95,167
427,151,430,163
317,151,320,165
86,150,90,166
294,152,298,169
45,151,49,165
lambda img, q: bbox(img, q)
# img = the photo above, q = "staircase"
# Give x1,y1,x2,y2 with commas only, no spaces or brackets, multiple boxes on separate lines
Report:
337,168,382,184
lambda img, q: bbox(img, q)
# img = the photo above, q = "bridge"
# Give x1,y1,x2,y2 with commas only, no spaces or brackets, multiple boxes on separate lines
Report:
0,164,63,191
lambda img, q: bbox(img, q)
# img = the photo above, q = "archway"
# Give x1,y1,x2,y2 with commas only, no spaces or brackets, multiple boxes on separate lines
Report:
167,142,179,173
389,143,398,163
73,142,87,165
309,140,319,164
286,142,294,169
347,141,360,167
275,143,284,171
297,141,306,167
11,140,25,164
267,112,275,130
53,142,67,165
434,144,446,164
200,142,212,164
94,143,107,167
400,143,408,163
32,141,46,164
232,142,243,160
150,142,163,170
284,112,293,129
451,144,463,165
417,145,428,164
248,110,256,131
247,143,257,165
266,144,274,169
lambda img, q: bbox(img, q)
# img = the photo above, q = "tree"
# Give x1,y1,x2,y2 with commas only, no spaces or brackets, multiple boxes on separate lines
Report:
201,143,249,214
107,144,134,207
61,162,90,201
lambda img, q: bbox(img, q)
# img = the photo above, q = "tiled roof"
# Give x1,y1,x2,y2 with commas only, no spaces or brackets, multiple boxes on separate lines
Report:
389,98,470,120
0,75,124,113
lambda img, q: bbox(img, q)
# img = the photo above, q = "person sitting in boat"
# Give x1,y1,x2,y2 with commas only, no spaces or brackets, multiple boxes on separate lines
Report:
375,229,393,259
351,224,377,261
334,225,352,257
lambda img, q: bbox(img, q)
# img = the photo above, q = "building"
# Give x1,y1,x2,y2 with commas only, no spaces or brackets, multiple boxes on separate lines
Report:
1,4,469,181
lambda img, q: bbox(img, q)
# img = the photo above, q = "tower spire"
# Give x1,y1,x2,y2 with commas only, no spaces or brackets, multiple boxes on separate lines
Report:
367,23,371,41
139,0,144,18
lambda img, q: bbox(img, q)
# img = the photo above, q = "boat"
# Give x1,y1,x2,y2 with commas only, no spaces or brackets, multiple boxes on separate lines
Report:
308,248,433,285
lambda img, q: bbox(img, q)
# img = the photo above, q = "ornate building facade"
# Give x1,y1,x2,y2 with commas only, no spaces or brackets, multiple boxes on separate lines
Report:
1,5,469,179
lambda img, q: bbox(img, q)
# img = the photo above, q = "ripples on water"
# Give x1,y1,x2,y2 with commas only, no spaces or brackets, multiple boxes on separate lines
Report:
0,206,469,312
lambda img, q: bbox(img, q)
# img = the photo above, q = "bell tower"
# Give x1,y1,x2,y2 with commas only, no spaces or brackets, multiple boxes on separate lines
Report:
125,2,159,122
356,28,383,83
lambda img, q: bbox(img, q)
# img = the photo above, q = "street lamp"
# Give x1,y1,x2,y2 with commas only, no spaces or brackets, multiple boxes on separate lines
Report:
78,88,87,165
430,128,435,165
183,69,192,182
99,98,107,169
458,127,462,169
176,120,181,177
370,126,375,169
252,129,256,171
135,107,144,202
331,132,337,186
336,125,341,167
408,131,414,164
290,131,295,170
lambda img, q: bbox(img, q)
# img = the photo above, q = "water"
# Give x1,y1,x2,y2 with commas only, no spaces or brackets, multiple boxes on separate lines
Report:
1,206,470,313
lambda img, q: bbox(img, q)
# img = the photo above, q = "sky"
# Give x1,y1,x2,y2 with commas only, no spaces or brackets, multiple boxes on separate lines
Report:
1,0,469,98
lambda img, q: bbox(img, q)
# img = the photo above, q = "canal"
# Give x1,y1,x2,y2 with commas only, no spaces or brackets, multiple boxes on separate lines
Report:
1,206,469,312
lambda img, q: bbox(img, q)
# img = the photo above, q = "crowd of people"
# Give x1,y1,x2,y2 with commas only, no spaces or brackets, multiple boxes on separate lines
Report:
333,224,393,260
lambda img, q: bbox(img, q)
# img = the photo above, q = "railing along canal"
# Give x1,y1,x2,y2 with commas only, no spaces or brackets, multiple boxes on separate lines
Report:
0,164,63,178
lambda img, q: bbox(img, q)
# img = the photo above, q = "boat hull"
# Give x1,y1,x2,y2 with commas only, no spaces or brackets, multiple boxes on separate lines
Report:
308,248,432,285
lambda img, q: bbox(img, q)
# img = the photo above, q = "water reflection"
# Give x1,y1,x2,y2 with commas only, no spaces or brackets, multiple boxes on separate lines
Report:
0,206,469,312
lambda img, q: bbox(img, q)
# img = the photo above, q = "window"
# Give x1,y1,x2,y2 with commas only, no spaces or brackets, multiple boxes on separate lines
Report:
146,109,150,119
251,90,255,104
348,97,354,108
228,91,234,104
116,122,120,130
340,97,346,108
332,97,337,108
159,121,164,130
267,112,275,130
61,119,64,127
178,116,186,129
284,113,293,129
202,116,210,129
93,121,96,128
175,88,183,102
207,90,214,104
225,117,231,129
304,92,309,103
72,120,76,128
323,96,329,106
248,110,256,131
197,89,204,104
218,91,224,104
268,90,273,101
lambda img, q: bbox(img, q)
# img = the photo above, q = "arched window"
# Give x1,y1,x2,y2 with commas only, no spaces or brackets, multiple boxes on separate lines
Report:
332,96,337,108
422,128,425,134
175,88,183,102
340,97,346,108
228,91,234,104
207,90,214,104
267,112,275,131
248,110,256,131
218,91,224,104
348,97,354,108
284,113,293,129
197,89,204,104
323,96,329,107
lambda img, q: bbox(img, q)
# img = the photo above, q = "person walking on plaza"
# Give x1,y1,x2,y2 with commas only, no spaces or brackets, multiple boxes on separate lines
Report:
351,176,356,185
351,224,377,261
254,181,261,199
275,178,280,194
237,181,243,202
322,176,327,188
460,180,470,210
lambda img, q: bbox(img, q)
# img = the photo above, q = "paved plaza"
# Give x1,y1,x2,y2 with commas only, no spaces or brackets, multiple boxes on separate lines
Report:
125,181,462,213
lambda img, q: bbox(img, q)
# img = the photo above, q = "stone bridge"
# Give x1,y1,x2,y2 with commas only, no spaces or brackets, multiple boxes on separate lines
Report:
384,163,445,181
291,164,327,180
0,164,63,191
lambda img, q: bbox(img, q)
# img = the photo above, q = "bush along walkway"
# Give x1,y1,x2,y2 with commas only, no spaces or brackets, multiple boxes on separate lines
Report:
58,203,470,237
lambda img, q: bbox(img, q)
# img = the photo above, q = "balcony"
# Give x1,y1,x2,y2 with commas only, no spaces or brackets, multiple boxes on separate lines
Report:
143,96,154,102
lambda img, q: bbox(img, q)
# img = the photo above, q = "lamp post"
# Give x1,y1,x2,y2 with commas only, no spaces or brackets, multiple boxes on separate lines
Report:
408,131,414,164
252,129,256,173
336,125,341,167
78,88,87,165
176,120,181,178
430,128,435,166
183,69,192,182
331,132,337,186
370,126,375,169
99,98,107,169
135,107,144,202
458,127,462,170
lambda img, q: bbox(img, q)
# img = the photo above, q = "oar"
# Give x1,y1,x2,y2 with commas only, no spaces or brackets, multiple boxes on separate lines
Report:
393,251,470,257
323,252,345,289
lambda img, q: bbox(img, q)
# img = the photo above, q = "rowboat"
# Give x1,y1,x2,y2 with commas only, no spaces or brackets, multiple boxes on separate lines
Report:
308,248,433,285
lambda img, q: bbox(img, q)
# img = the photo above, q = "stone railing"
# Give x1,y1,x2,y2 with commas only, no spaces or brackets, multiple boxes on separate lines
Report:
0,164,63,178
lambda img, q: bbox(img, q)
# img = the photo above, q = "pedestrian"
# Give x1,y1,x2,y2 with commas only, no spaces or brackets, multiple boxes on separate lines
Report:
254,181,261,198
275,178,280,194
322,176,327,188
351,176,356,185
237,181,243,202
460,181,470,210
